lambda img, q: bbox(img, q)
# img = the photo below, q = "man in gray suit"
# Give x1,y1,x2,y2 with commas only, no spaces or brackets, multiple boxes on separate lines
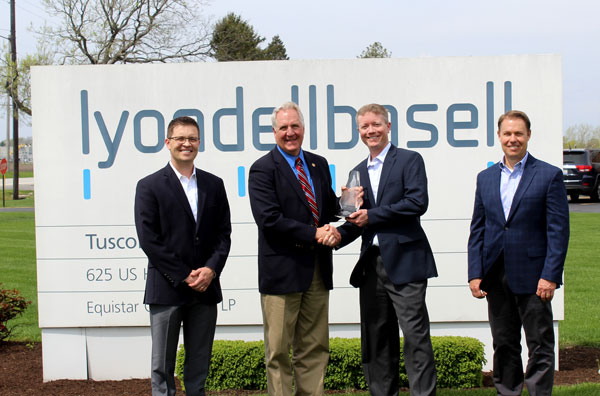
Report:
338,103,438,396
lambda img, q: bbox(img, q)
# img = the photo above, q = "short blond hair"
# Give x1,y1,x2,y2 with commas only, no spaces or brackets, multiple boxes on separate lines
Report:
356,103,388,125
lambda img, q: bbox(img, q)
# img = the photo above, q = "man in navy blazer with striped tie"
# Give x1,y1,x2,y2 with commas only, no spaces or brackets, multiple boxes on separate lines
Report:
468,110,569,396
248,102,341,396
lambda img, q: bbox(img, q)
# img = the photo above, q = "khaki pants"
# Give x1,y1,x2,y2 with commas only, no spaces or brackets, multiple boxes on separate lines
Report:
261,263,329,396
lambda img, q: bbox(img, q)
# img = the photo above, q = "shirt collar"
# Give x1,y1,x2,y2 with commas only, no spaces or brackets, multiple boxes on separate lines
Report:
169,161,196,180
499,151,529,171
367,143,392,167
276,145,307,167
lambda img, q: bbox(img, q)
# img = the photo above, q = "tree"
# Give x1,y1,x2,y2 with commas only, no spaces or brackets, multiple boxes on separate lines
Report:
210,13,288,61
358,42,392,59
2,0,214,119
263,35,289,61
37,0,212,64
1,44,53,117
563,124,600,148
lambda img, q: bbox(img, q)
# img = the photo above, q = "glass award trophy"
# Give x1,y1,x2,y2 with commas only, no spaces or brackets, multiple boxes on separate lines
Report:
338,170,361,217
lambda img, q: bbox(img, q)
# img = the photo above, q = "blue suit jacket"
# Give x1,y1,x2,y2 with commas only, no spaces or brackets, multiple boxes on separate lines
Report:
339,145,438,286
134,164,232,305
467,154,569,294
248,148,339,294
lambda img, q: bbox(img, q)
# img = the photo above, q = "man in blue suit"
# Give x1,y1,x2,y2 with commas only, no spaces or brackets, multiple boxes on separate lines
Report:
338,103,438,396
468,110,569,396
135,116,231,396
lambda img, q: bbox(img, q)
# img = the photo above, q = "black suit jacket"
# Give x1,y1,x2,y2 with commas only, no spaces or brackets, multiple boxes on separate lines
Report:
134,164,231,305
248,148,339,294
339,145,438,286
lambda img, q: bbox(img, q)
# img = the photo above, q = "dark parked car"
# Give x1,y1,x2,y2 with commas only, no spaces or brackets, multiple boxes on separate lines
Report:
563,148,600,201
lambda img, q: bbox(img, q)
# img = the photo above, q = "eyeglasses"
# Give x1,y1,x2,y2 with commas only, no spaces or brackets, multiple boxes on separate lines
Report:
168,136,200,143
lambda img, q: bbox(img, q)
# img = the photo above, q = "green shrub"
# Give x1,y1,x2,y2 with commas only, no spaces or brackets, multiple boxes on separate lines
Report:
176,340,267,392
432,336,486,388
0,284,31,342
176,336,485,391
325,338,366,390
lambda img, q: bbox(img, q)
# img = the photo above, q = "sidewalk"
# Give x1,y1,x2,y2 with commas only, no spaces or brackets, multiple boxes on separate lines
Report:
1,177,34,190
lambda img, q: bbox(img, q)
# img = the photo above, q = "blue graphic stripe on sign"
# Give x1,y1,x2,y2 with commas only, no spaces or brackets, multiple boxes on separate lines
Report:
83,169,91,200
238,166,246,197
329,164,336,191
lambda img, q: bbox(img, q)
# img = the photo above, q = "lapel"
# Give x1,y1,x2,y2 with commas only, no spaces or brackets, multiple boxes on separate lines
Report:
272,148,310,209
375,145,397,204
195,168,207,231
506,154,537,224
489,163,503,220
357,159,374,208
163,164,195,224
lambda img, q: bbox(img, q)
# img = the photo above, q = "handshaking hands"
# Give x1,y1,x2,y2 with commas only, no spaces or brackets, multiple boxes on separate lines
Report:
315,224,341,247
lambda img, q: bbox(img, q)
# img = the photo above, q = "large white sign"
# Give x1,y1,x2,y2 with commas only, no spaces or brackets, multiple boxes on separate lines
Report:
32,56,564,380
32,55,563,329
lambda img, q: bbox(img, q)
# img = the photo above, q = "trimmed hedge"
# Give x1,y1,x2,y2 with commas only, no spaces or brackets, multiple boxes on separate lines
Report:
176,336,485,392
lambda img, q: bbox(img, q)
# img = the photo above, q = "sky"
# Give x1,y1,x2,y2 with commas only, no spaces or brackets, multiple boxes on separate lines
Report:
1,0,599,138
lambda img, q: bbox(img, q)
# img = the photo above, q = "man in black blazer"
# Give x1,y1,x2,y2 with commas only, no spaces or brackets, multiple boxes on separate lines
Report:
468,110,569,395
135,116,231,396
338,104,438,396
248,102,340,396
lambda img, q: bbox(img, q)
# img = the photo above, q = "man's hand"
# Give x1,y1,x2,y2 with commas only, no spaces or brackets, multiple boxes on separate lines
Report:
346,209,368,227
315,224,341,247
185,267,215,292
536,278,557,302
469,278,487,299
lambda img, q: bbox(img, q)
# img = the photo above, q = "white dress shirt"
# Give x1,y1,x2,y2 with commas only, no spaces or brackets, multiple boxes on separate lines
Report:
367,142,392,246
169,162,198,222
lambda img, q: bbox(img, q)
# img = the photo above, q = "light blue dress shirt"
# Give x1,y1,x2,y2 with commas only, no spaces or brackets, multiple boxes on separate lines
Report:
499,152,529,220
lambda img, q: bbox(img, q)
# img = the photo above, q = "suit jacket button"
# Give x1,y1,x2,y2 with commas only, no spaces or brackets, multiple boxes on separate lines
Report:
504,226,509,231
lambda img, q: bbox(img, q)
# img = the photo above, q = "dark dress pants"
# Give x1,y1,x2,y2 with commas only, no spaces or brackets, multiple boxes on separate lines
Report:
359,248,436,396
149,301,217,396
485,263,555,396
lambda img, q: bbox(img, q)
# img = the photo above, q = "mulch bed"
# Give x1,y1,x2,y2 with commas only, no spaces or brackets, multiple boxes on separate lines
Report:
1,342,598,395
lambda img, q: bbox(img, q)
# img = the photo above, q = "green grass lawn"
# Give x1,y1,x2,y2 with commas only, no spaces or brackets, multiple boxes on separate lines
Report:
220,384,600,396
2,170,34,178
560,212,600,347
0,189,35,208
0,211,38,341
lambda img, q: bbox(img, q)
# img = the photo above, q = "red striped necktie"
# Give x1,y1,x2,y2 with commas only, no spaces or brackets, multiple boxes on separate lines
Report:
295,157,319,226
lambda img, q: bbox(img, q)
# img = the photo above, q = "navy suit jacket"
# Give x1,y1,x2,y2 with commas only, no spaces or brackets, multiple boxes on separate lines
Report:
248,148,339,294
467,154,569,294
338,145,438,286
134,164,231,305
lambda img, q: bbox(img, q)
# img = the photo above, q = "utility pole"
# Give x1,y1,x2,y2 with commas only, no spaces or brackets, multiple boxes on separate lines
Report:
9,0,19,199
5,82,9,162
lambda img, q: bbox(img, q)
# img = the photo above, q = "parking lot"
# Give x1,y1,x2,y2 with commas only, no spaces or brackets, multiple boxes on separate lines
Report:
568,197,600,213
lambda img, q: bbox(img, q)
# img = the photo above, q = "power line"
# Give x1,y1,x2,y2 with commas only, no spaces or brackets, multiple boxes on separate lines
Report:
16,0,47,20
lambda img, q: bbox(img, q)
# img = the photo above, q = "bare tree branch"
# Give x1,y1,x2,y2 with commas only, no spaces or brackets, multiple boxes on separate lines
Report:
38,0,212,65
